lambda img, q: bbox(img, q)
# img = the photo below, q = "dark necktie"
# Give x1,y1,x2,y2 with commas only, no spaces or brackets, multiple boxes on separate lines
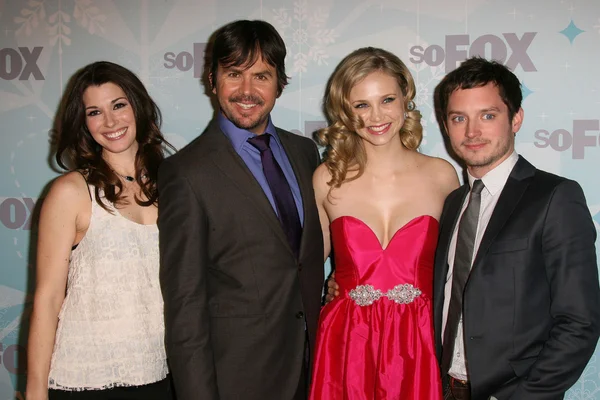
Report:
248,134,302,257
441,179,485,375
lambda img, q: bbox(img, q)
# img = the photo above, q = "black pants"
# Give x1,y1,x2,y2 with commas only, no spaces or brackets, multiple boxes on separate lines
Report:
48,376,173,400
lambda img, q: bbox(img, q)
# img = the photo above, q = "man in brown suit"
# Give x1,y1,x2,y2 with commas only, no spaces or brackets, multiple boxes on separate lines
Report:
158,20,324,400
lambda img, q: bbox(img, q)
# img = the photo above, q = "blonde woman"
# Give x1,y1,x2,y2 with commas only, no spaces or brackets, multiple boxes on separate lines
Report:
309,47,458,399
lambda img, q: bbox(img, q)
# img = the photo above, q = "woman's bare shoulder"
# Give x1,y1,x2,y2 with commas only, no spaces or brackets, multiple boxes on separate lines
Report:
44,171,90,210
416,154,460,192
313,163,332,188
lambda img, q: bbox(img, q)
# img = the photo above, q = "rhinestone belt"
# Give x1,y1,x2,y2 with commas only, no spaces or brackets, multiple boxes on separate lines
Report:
348,283,422,306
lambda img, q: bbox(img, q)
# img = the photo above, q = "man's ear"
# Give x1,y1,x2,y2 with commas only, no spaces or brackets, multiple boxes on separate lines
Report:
209,73,216,94
512,107,524,134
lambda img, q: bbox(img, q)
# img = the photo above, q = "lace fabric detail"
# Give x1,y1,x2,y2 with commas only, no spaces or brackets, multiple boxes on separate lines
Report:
48,189,168,390
348,283,422,307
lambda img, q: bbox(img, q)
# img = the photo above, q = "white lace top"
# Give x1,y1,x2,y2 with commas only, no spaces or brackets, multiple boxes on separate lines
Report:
48,190,168,390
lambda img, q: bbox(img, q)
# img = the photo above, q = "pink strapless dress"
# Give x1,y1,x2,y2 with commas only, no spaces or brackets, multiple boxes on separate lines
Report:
309,215,442,400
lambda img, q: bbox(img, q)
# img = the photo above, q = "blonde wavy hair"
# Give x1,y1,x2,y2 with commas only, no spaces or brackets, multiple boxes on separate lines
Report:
317,47,422,189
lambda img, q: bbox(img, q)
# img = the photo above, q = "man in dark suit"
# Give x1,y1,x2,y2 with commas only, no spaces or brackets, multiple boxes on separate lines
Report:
158,20,324,400
433,57,600,399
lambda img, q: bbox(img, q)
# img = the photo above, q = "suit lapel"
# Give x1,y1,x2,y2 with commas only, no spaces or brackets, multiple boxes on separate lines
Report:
434,184,468,353
438,186,469,275
204,122,292,254
277,129,314,257
471,156,535,271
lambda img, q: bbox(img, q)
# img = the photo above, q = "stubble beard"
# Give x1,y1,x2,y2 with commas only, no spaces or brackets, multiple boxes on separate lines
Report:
229,113,268,132
222,95,269,132
462,139,513,170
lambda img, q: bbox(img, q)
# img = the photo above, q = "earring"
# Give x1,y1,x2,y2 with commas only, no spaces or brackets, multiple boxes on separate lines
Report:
407,100,416,111
404,112,408,119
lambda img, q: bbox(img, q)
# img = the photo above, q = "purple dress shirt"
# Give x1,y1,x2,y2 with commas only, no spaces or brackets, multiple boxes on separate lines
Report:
218,113,305,226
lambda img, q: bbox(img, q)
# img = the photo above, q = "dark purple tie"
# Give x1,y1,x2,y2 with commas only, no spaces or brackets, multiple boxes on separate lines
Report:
248,134,302,257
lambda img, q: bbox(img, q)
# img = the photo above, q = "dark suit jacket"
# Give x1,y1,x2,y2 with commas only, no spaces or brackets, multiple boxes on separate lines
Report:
158,120,324,400
433,156,600,400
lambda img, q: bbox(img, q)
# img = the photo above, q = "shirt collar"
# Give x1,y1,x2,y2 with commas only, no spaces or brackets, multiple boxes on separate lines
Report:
467,151,518,196
218,112,279,152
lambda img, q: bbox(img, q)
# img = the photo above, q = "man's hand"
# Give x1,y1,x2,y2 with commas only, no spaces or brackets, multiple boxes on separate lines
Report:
324,271,339,304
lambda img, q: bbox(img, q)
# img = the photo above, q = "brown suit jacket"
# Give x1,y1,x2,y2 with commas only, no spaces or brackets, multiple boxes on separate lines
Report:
158,119,324,400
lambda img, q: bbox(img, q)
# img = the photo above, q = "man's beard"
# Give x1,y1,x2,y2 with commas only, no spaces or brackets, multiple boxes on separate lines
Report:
224,95,268,131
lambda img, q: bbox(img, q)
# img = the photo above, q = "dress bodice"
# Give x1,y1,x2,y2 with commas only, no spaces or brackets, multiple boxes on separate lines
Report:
331,215,439,301
310,214,443,399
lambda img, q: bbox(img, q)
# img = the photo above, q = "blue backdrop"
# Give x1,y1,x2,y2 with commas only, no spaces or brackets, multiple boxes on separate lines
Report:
1,1,600,398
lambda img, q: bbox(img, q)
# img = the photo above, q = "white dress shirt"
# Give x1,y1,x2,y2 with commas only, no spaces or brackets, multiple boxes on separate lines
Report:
442,151,519,380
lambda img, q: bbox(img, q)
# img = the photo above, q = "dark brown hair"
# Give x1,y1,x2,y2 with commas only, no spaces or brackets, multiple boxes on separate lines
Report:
55,61,173,210
209,20,289,96
434,57,523,134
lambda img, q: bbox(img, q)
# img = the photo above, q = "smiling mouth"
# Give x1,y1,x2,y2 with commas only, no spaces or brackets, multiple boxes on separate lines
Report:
367,123,391,135
105,127,127,139
236,102,258,110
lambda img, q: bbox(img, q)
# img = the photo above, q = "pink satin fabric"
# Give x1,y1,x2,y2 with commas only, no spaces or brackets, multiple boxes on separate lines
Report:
309,215,443,400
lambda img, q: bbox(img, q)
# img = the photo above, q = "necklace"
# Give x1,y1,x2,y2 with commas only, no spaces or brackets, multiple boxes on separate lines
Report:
120,174,135,182
115,171,146,182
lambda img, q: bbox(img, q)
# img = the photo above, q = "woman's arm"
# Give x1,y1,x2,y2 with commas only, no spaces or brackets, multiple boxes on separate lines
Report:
313,164,332,261
26,172,90,400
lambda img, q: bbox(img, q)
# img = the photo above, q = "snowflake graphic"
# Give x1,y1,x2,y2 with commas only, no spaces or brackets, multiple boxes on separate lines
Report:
14,0,105,44
13,0,106,89
272,0,337,75
565,355,600,399
73,0,106,35
594,18,600,35
415,83,430,110
113,51,187,110
0,286,30,342
414,68,443,108
420,114,429,146
13,0,46,37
